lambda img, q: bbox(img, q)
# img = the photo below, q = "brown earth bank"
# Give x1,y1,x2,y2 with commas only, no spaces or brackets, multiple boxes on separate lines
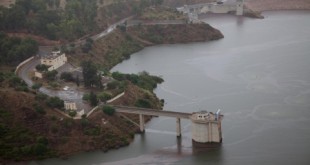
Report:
245,0,310,12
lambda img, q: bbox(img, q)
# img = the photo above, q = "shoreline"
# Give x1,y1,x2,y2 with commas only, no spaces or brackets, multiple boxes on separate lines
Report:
245,0,310,12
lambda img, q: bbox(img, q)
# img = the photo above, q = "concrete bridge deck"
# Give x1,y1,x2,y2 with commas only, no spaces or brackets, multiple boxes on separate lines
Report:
114,105,191,119
113,105,192,136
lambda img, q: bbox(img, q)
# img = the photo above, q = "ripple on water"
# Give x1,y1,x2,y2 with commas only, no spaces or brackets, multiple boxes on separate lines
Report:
253,103,310,121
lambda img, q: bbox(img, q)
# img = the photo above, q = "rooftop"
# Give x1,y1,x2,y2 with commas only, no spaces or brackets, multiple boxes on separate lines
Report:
42,51,64,60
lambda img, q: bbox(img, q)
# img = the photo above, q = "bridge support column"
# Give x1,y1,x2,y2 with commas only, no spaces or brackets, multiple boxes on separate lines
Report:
139,114,145,133
176,118,181,137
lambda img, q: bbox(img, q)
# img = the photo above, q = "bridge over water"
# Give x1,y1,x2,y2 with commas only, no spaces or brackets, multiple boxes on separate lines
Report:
112,105,223,145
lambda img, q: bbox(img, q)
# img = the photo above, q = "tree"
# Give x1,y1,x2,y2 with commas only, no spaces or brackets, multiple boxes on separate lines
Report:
135,99,152,108
98,92,112,102
32,83,42,90
44,70,58,81
89,91,98,107
75,75,80,87
60,72,73,81
102,105,115,116
68,110,77,117
46,96,64,109
81,61,99,88
35,64,48,72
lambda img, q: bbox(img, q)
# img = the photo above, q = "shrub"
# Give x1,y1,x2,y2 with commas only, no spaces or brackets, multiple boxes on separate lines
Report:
32,83,42,90
35,93,48,101
135,99,151,108
89,91,98,107
82,93,90,101
44,70,58,81
34,106,46,115
46,96,64,109
102,105,115,116
35,64,48,72
60,72,74,81
98,92,112,102
68,110,77,117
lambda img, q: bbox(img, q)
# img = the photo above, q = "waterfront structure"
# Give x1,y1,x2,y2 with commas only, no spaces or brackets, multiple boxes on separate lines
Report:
190,110,223,146
236,0,244,16
41,51,67,71
113,106,223,146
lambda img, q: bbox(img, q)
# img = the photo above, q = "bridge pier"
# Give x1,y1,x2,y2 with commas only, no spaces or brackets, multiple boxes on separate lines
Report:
139,114,145,133
176,118,181,137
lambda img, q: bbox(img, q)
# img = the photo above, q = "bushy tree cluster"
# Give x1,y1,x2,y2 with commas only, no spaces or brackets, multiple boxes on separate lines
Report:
0,32,38,65
81,61,102,88
0,0,97,40
112,71,163,91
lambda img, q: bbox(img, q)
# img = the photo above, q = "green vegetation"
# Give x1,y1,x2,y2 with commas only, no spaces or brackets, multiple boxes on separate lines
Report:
102,105,115,116
46,96,64,109
0,109,51,160
135,99,152,108
89,91,98,107
0,32,38,65
82,91,98,107
44,70,58,81
7,75,29,92
35,64,48,72
112,71,163,91
68,110,77,117
0,0,97,40
81,61,102,88
98,92,112,102
60,72,74,82
32,83,42,90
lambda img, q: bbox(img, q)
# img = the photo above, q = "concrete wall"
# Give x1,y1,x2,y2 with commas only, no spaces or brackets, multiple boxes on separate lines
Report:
34,71,43,78
191,121,221,143
15,56,34,74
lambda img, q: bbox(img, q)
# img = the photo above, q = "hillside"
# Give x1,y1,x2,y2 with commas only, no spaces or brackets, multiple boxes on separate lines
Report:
0,73,163,162
0,1,223,163
70,23,223,69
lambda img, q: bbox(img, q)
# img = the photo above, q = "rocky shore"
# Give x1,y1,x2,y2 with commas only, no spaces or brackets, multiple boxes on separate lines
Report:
245,0,310,12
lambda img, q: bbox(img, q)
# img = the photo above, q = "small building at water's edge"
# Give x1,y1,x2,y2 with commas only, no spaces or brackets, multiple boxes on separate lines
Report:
190,110,223,147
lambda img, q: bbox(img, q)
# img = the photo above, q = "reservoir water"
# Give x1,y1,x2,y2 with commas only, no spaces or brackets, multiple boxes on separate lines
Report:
30,11,310,165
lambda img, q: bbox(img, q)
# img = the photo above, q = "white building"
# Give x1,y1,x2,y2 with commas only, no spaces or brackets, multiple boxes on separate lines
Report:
41,51,67,71
64,101,77,111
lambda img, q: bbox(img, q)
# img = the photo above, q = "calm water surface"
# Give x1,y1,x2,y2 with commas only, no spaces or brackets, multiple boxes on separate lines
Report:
30,11,310,165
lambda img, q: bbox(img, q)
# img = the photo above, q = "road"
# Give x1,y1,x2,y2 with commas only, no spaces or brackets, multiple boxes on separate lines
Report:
16,16,135,114
17,57,90,113
17,15,190,115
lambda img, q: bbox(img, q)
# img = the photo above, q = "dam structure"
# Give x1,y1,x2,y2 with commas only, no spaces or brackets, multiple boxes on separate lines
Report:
177,0,244,21
113,106,223,146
